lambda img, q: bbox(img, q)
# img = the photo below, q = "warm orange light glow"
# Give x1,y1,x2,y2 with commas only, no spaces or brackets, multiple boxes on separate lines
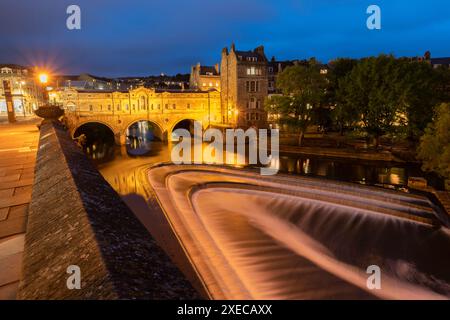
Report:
38,73,48,84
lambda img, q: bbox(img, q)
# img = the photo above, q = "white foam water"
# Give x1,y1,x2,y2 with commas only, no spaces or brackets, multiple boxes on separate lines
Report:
148,165,450,300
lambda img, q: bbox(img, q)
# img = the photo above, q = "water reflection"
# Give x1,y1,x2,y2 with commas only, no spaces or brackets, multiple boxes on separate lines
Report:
127,121,162,156
278,156,413,188
79,122,429,197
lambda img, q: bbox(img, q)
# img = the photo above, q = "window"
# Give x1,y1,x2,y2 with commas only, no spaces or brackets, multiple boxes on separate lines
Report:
108,105,111,111
89,105,93,111
117,104,120,111
256,100,260,109
151,104,154,110
187,103,190,109
165,104,169,109
250,81,255,92
172,104,176,109
125,104,129,110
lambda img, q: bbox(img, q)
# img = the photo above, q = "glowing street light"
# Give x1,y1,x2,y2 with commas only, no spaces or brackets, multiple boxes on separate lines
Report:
38,73,49,84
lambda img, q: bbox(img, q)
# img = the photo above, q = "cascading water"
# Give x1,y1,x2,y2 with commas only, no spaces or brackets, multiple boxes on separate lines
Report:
148,164,450,300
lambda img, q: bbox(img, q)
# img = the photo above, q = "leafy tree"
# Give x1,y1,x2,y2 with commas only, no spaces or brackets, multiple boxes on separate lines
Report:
337,55,407,146
327,58,358,134
417,103,450,180
396,60,441,141
265,63,327,146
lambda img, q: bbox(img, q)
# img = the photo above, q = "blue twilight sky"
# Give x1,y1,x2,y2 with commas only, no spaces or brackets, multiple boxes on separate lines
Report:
0,0,449,77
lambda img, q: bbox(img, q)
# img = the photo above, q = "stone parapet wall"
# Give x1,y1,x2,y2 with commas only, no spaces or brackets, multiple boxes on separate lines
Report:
18,121,199,299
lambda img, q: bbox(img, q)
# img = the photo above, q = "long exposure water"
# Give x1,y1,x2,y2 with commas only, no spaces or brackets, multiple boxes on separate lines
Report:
77,123,449,299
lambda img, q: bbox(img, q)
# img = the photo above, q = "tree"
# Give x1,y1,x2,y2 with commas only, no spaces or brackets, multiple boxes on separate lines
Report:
327,58,358,134
396,60,441,141
265,63,327,146
337,55,406,147
417,103,450,180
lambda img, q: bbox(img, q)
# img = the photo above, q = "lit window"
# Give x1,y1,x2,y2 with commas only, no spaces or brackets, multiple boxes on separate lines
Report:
202,83,206,86
209,82,212,87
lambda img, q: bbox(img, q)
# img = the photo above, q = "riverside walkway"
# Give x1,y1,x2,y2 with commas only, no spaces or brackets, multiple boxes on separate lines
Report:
0,118,40,299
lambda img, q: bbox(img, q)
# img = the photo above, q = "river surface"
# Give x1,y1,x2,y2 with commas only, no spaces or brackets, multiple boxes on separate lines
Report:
94,139,429,198
83,132,450,299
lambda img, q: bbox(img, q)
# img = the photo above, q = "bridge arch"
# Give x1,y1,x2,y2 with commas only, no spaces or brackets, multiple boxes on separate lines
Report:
169,118,208,142
72,122,116,159
124,119,165,141
72,120,117,139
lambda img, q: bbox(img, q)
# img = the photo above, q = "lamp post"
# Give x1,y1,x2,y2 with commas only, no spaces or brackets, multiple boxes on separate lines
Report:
34,71,64,123
19,81,26,117
38,73,49,106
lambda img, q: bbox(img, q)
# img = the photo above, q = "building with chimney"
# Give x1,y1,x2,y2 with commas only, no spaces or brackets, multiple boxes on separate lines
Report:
220,44,269,128
189,63,220,91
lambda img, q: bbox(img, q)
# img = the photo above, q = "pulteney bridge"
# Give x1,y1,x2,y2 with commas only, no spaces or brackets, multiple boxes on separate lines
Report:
57,87,225,144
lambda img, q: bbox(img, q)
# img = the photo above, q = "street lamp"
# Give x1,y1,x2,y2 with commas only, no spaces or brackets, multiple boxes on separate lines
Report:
38,73,48,84
34,71,64,123
37,72,49,106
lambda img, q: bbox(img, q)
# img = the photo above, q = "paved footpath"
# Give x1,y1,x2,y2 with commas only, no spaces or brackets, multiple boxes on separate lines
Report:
0,118,40,299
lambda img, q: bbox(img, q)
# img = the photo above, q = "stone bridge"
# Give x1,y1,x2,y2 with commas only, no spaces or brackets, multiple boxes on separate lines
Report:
57,86,225,145
65,111,214,145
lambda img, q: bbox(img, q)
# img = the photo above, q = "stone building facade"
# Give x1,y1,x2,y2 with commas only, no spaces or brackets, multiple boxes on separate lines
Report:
220,44,269,128
189,63,220,91
0,64,44,117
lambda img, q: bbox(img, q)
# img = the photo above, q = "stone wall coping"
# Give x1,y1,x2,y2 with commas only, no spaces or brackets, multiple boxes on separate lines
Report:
18,121,199,299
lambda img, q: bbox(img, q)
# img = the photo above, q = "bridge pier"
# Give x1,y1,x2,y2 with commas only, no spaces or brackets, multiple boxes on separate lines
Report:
115,132,127,146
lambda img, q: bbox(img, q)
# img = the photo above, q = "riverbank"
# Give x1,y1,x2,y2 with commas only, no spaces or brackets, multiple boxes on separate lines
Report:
0,118,40,299
280,145,405,163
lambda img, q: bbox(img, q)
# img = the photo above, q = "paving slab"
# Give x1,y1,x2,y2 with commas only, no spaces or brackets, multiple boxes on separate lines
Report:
0,118,40,299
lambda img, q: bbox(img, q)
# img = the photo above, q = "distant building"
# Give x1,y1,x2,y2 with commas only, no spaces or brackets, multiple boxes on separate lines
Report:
430,57,450,69
189,63,221,91
0,64,44,116
53,73,116,91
